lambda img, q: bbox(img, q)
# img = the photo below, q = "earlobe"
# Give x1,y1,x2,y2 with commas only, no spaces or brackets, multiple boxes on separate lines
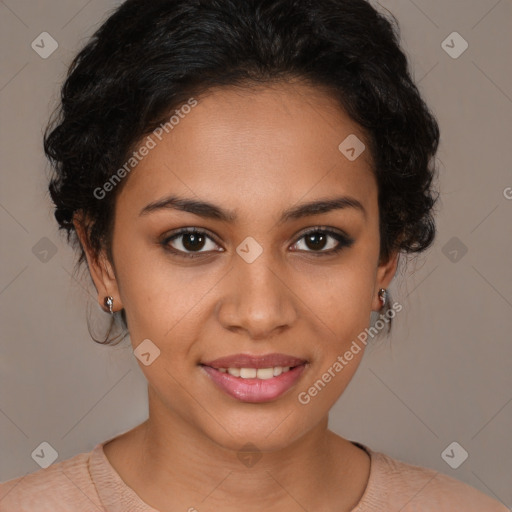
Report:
372,250,400,311
73,213,123,313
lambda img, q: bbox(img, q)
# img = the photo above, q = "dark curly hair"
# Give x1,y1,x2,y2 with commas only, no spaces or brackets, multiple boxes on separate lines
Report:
44,0,440,344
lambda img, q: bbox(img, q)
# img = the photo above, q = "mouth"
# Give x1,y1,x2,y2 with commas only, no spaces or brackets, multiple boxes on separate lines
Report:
199,353,308,403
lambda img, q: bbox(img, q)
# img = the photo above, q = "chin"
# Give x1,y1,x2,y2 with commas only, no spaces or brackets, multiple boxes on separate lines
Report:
200,408,315,454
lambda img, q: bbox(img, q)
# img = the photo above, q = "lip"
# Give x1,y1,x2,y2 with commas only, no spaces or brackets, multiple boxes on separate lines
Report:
201,353,307,369
201,363,307,403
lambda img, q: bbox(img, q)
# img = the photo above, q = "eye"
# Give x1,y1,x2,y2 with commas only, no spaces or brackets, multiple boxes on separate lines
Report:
160,226,354,259
290,227,354,255
161,228,223,258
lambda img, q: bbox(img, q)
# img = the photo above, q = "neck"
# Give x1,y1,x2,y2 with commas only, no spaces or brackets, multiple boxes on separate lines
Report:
104,393,369,512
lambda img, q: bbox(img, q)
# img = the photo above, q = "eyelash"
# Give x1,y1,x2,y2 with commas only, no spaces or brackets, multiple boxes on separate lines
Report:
160,227,355,259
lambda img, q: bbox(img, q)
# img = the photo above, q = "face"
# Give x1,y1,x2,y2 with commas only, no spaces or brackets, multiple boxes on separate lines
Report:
81,82,398,452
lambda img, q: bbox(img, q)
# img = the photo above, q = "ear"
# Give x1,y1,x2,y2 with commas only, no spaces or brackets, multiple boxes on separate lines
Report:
73,213,123,313
371,250,400,311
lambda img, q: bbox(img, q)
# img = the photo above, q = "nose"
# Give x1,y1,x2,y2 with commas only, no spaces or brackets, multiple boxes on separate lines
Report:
216,254,298,340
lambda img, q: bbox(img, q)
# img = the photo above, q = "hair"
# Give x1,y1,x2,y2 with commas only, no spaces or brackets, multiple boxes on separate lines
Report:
44,0,440,345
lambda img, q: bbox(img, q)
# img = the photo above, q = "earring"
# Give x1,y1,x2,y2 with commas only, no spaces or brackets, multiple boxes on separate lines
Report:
104,296,114,315
378,288,387,309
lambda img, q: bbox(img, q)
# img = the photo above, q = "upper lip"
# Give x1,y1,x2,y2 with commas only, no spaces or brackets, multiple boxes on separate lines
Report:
201,353,307,369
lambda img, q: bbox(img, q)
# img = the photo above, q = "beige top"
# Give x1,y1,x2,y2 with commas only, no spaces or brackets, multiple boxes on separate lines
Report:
0,439,507,511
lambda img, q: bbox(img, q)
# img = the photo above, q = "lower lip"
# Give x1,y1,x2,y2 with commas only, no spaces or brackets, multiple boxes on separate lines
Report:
201,365,307,403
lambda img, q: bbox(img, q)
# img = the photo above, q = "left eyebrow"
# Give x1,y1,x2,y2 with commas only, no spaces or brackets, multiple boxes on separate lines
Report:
139,194,366,223
278,196,366,224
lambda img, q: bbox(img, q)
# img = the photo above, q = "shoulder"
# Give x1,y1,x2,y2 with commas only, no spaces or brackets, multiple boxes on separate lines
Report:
358,445,509,512
0,447,102,512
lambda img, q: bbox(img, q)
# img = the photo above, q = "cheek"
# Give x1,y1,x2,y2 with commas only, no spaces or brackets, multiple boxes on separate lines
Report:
301,257,377,336
296,247,378,402
113,241,221,348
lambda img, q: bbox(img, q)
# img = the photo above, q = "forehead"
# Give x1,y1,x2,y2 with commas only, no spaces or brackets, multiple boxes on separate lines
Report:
117,82,377,221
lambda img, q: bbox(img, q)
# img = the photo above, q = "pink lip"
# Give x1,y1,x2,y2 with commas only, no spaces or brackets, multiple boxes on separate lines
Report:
201,364,307,403
201,353,307,369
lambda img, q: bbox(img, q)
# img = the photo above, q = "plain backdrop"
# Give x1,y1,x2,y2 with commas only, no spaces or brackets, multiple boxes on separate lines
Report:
0,0,511,507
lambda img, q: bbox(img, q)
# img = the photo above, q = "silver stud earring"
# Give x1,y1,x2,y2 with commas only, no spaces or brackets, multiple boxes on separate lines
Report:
104,296,114,315
378,288,387,308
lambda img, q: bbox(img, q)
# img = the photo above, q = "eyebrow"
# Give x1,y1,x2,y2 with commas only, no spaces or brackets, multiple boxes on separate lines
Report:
139,194,366,223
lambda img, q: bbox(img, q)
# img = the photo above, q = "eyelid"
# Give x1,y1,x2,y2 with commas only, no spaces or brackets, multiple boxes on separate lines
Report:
292,225,352,242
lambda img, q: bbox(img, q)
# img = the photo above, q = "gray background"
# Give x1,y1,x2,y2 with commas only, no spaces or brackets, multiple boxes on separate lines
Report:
0,0,511,508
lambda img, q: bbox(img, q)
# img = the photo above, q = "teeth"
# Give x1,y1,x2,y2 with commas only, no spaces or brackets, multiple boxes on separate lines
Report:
255,368,274,380
239,368,257,379
273,366,282,377
221,366,293,379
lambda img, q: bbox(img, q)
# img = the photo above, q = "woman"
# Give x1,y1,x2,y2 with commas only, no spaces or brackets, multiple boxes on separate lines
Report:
0,0,507,510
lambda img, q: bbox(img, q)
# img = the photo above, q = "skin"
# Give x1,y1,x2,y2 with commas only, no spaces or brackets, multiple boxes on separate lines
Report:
75,80,399,512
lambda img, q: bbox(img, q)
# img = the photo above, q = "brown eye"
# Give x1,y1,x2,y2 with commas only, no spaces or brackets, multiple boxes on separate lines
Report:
161,228,222,257
291,228,354,255
180,232,207,251
304,231,329,251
